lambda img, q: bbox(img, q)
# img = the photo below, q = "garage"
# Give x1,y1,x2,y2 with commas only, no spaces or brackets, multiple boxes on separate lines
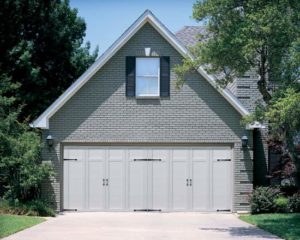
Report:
63,146,232,212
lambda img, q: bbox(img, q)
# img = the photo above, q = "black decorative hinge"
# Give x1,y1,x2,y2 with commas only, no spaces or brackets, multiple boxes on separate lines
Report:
64,158,78,161
63,209,78,211
134,209,162,212
134,159,162,162
217,159,231,162
217,209,231,212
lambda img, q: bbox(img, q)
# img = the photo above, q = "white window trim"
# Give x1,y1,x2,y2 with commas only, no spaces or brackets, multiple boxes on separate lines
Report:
135,57,160,98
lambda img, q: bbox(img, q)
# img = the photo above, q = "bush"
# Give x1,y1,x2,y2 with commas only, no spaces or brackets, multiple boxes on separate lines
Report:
288,192,300,213
274,196,289,213
249,186,281,213
0,199,55,217
0,130,54,202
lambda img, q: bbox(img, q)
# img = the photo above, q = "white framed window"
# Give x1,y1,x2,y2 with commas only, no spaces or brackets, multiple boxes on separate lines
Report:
136,57,160,97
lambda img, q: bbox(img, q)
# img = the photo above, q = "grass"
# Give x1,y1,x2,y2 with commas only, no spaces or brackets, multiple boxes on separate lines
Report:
240,213,300,240
0,214,45,238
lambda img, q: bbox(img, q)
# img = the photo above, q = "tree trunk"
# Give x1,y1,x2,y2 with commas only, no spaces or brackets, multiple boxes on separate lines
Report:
258,49,272,102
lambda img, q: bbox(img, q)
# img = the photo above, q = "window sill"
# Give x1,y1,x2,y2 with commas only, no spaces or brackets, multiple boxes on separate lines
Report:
135,95,160,99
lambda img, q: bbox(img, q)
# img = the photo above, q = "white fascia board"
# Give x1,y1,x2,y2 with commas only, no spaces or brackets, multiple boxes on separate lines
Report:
31,9,249,129
246,121,266,130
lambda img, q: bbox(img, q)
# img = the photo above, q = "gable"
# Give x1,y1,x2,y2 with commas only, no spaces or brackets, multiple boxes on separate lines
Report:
48,22,244,143
31,10,249,129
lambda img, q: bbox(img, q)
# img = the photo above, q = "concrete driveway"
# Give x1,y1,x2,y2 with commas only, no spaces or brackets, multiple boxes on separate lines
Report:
4,212,281,240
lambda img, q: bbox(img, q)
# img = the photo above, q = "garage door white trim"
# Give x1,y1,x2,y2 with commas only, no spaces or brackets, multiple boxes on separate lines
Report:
63,146,233,212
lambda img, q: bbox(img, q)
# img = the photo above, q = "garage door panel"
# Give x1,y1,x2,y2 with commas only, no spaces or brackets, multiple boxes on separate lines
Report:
172,161,189,210
108,149,124,160
108,160,125,210
192,161,210,210
212,161,231,210
172,149,189,160
88,149,105,160
128,161,147,210
87,160,105,209
64,149,85,210
128,149,147,160
212,149,232,211
151,149,169,210
151,160,168,210
192,149,210,160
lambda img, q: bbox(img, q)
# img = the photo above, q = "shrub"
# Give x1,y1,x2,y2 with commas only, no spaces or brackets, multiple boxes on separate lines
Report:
249,186,281,213
0,199,55,217
288,192,300,213
274,196,289,213
0,129,54,202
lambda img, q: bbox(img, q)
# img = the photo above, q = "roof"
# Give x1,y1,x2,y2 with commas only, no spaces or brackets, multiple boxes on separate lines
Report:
175,26,207,47
31,10,249,129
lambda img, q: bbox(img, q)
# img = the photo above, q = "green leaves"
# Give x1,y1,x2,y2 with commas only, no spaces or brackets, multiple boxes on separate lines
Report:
0,75,54,203
266,88,300,141
175,0,300,102
0,0,98,120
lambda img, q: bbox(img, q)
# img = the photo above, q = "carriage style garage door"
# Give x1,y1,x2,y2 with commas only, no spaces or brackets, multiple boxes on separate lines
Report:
63,147,232,212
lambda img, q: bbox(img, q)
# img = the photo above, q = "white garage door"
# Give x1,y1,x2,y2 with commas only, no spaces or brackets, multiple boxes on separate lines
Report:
63,147,232,212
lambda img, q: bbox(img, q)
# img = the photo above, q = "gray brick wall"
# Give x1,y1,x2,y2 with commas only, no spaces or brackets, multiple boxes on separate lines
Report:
41,23,253,212
235,69,262,112
234,70,269,187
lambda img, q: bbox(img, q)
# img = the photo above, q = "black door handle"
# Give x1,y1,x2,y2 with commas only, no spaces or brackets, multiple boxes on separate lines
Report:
189,179,192,186
106,179,109,186
102,179,105,186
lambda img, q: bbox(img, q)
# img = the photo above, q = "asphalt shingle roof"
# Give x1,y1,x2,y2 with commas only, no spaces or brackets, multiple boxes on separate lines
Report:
175,26,207,47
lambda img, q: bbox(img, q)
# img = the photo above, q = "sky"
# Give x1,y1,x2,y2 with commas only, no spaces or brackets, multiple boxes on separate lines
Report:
69,0,198,55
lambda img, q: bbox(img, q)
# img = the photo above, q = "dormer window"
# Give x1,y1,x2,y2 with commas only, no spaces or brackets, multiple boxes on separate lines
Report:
126,56,170,98
136,58,160,97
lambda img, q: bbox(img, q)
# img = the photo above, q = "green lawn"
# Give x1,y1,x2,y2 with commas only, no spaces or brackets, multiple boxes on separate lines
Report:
240,213,300,240
0,214,45,238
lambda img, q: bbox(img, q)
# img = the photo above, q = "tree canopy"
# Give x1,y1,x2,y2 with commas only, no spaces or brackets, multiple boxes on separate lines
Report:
0,0,98,120
174,0,300,182
175,0,300,102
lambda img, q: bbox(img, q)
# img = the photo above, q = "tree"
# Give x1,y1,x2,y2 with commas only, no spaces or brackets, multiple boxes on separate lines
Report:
0,75,54,202
175,0,300,102
0,0,98,120
174,0,300,184
245,88,300,183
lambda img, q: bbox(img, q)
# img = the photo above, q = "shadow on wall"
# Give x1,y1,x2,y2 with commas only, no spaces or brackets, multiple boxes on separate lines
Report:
41,131,62,210
199,226,278,239
253,129,268,186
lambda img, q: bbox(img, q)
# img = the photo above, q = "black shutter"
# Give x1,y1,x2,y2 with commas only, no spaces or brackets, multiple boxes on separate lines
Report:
126,56,136,97
160,56,170,97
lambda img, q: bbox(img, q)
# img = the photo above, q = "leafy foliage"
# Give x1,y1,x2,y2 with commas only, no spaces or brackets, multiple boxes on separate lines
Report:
0,199,55,217
244,88,300,182
288,192,300,213
0,0,98,120
249,186,281,213
265,88,300,144
274,196,289,213
174,0,300,102
0,75,54,203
